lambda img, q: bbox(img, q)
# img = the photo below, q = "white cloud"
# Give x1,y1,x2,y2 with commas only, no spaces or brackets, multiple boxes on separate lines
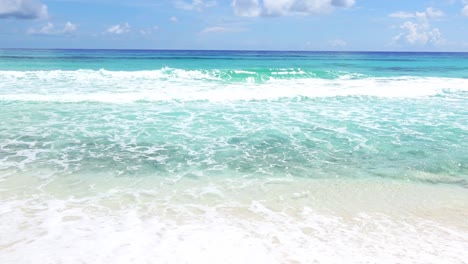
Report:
391,7,444,46
463,5,468,16
106,22,130,34
201,26,228,33
63,21,77,34
232,0,262,17
175,0,216,11
170,16,178,22
0,0,48,19
330,38,347,48
393,21,442,46
389,11,415,19
424,7,444,19
200,26,247,34
28,21,77,35
28,22,53,34
389,7,444,20
232,0,355,17
139,26,159,35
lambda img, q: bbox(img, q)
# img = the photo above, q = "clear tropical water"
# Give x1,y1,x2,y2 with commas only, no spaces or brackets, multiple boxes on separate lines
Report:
1,49,467,263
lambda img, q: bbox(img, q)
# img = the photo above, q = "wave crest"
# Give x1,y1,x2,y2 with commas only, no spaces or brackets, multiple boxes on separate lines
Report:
0,68,467,102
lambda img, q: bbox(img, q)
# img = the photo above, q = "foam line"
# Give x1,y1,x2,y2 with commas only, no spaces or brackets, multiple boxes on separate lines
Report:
0,68,467,102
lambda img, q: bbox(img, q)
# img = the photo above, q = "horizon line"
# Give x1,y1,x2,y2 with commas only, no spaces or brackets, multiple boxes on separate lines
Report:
1,48,468,53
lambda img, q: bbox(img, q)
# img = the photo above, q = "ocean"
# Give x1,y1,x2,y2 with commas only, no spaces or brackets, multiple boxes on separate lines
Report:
0,49,467,263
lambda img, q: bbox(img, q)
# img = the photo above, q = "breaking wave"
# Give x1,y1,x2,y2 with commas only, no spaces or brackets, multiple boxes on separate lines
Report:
0,68,467,102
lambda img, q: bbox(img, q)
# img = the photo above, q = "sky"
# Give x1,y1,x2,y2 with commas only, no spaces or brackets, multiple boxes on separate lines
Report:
1,0,468,51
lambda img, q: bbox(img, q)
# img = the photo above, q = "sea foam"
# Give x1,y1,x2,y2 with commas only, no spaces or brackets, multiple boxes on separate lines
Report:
0,69,467,102
1,175,467,264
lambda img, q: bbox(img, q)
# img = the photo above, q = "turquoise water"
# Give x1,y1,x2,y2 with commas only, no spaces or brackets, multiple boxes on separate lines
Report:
1,50,467,183
1,50,468,263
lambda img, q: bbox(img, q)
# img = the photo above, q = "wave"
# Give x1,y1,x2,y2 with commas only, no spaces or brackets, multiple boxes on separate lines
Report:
0,68,467,102
0,67,366,81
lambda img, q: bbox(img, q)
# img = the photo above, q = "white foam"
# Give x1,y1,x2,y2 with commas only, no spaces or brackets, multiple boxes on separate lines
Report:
233,70,256,75
1,175,468,263
0,69,467,102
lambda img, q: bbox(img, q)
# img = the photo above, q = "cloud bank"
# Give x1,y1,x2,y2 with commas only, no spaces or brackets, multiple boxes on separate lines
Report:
232,0,355,17
391,7,444,46
0,0,48,19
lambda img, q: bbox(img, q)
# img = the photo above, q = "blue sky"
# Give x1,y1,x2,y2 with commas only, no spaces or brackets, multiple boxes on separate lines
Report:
1,0,468,50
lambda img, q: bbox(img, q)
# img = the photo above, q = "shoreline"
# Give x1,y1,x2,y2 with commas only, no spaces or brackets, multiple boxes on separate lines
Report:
1,174,468,263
